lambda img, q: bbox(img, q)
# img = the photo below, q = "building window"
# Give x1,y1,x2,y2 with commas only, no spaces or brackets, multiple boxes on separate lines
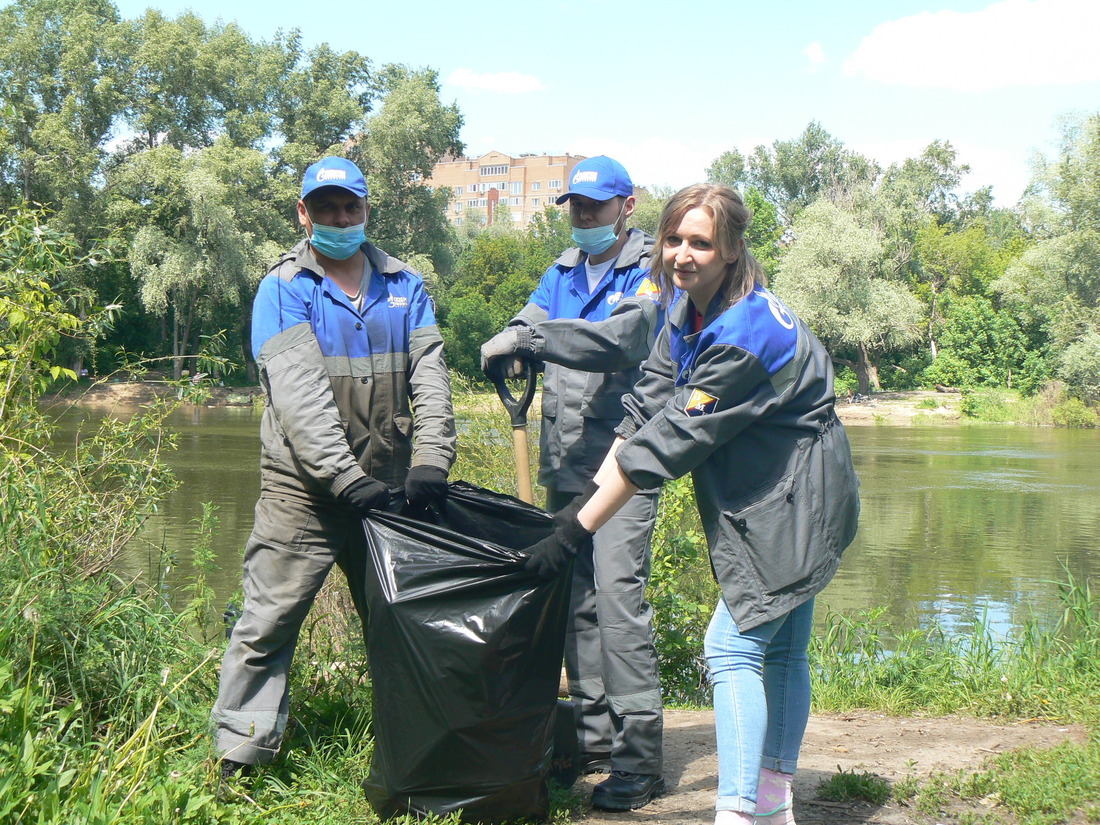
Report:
480,164,509,176
467,199,477,208
453,186,462,196
531,181,541,191
455,217,463,225
454,201,463,211
531,198,541,207
510,181,523,195
467,184,478,193
548,179,562,189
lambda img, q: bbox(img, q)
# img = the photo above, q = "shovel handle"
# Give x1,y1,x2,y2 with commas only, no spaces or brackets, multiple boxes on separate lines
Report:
492,365,539,429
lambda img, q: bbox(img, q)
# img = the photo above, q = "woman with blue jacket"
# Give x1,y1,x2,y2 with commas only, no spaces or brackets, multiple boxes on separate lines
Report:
523,183,860,825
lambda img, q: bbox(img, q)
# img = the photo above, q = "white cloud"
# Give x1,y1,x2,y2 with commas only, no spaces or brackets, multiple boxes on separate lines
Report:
804,41,826,72
563,136,737,193
445,68,546,94
843,0,1100,92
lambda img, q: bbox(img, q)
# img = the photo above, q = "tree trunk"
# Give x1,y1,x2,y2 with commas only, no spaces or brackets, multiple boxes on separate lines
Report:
855,342,881,395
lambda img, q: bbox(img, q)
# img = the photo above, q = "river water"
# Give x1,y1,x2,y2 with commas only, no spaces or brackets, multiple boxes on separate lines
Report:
51,406,1100,638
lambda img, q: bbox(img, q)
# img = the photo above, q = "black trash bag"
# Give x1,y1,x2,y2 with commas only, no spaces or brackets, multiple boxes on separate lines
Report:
360,481,573,823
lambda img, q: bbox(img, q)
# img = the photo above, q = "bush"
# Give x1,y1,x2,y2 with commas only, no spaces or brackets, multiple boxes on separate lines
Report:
1053,397,1100,428
958,389,1016,421
833,365,858,398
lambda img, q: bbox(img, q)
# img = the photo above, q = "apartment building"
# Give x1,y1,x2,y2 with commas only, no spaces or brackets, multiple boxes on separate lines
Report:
427,150,587,227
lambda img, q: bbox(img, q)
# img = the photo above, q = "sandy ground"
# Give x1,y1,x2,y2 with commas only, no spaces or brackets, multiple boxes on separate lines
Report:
571,709,1087,824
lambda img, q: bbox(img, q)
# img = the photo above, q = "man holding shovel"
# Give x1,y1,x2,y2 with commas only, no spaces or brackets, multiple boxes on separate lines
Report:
481,156,665,811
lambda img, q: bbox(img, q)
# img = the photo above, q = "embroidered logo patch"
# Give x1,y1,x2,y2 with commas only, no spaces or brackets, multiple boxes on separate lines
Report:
316,168,348,183
388,295,408,309
635,278,660,298
607,290,623,306
572,170,599,184
684,388,718,416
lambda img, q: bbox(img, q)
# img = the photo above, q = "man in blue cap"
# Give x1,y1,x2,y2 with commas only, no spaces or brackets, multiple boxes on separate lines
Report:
212,156,456,777
481,155,665,810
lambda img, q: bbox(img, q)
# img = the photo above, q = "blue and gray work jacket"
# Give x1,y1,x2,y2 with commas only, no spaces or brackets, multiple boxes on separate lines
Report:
616,285,860,630
511,228,661,494
251,239,456,502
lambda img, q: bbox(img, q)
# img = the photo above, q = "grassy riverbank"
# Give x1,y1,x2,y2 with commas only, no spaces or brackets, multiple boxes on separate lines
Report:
5,379,1097,823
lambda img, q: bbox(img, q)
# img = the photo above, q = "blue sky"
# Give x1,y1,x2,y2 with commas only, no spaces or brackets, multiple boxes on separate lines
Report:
111,0,1100,206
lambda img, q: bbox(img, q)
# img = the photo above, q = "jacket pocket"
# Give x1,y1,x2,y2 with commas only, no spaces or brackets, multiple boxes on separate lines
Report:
720,474,819,597
393,413,413,439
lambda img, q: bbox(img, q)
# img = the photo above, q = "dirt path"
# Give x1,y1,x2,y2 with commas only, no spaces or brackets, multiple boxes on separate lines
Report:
572,709,1086,824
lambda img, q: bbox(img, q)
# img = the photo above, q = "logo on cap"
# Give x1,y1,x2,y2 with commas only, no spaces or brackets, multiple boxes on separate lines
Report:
573,170,599,184
317,169,348,183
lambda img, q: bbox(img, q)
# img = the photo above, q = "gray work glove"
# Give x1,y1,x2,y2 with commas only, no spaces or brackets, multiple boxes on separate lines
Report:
339,476,391,516
481,326,536,379
404,464,449,509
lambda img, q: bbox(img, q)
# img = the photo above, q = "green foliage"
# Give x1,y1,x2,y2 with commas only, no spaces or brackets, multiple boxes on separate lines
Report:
744,121,880,226
925,295,1042,391
775,198,924,393
648,477,718,704
355,65,464,276
1056,331,1100,404
833,365,858,397
438,221,564,379
957,389,1016,422
1052,397,1099,428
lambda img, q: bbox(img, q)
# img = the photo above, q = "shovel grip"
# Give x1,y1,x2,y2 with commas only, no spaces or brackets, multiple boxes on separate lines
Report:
493,366,538,429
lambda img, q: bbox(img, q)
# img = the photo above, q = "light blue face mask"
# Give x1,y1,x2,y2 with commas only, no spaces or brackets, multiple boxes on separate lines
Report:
310,222,366,260
571,200,626,255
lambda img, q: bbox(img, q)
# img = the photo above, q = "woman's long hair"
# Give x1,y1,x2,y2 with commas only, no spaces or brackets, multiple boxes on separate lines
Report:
652,183,766,309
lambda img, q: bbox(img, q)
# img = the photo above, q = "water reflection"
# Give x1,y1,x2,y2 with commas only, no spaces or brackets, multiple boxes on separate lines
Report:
49,408,1100,639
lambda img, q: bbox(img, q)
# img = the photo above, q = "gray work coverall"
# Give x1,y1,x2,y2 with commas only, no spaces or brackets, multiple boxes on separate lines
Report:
212,240,456,765
512,228,664,774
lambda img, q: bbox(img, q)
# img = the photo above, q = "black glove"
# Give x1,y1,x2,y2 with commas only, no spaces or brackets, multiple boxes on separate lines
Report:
524,506,594,579
405,464,449,509
339,476,391,516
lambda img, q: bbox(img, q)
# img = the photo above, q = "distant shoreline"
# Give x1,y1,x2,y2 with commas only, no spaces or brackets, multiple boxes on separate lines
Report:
47,382,967,425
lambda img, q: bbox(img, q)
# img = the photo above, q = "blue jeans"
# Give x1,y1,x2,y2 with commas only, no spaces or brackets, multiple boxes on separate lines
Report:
704,597,814,813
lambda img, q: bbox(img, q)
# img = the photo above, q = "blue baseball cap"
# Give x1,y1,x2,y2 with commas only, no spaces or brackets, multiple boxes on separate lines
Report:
301,157,369,200
556,155,633,204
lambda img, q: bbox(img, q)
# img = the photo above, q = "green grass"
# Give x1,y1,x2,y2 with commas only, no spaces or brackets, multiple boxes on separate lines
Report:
816,767,891,805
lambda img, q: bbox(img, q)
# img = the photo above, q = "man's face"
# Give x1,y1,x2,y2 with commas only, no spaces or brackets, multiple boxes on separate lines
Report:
297,187,368,232
569,195,626,229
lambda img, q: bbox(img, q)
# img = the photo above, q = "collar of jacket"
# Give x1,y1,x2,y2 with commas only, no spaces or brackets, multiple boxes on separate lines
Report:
275,238,408,281
553,227,654,270
668,288,726,334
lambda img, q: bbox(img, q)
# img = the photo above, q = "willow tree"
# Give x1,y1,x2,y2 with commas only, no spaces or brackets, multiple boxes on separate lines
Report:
108,143,285,380
775,199,923,393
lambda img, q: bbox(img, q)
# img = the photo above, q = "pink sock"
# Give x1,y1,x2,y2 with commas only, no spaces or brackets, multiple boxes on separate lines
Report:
755,767,795,823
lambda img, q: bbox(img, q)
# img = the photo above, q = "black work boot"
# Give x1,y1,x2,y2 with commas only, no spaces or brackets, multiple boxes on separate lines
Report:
591,770,666,810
